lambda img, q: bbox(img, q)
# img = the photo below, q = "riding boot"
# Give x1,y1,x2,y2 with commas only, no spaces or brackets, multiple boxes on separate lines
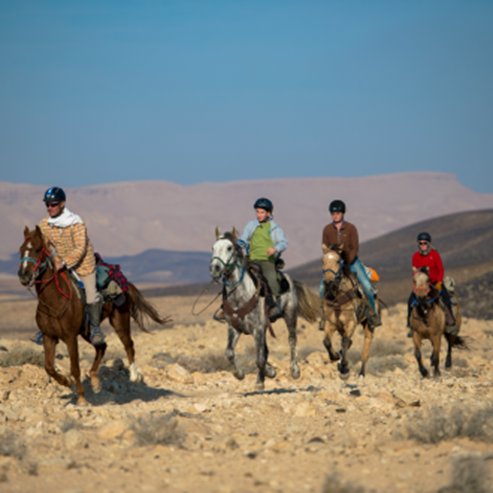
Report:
30,330,44,345
318,300,326,331
267,295,283,322
368,310,382,329
87,302,105,345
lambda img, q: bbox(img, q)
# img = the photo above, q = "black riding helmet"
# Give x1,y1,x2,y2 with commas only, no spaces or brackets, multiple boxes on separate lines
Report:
43,186,66,203
329,199,346,214
254,197,273,213
417,232,432,243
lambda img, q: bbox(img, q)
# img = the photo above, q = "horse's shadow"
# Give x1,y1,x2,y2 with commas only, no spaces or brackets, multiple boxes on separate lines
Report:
59,367,184,406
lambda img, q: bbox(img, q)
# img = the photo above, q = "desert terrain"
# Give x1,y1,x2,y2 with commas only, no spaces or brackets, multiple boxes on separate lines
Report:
0,293,492,493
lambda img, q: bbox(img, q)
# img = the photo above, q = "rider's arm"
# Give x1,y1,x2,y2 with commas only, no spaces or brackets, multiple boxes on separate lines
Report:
63,223,89,269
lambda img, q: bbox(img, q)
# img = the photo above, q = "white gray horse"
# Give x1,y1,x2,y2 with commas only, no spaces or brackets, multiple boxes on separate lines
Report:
209,229,319,390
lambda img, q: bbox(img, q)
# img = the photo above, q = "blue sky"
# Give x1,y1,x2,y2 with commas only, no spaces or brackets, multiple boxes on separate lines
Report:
1,1,492,192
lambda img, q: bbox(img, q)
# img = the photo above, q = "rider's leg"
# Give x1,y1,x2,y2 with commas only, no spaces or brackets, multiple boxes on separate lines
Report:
82,272,105,345
318,278,326,330
350,258,381,327
440,285,456,329
258,260,282,320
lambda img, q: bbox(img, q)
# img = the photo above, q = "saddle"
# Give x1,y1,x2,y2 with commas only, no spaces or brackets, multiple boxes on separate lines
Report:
248,259,290,298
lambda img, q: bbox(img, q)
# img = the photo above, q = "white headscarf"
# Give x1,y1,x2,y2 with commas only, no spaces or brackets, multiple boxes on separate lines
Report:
47,207,84,228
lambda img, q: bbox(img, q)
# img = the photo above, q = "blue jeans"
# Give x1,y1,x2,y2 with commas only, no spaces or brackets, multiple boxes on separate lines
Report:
350,257,377,314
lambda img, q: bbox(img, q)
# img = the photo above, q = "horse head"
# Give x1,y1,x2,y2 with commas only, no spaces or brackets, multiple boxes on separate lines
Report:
412,267,431,298
18,226,51,287
210,229,242,281
322,244,344,282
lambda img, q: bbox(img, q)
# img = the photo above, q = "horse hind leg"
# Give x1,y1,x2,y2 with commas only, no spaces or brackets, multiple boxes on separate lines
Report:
225,326,244,380
444,333,453,369
111,310,143,383
255,327,268,390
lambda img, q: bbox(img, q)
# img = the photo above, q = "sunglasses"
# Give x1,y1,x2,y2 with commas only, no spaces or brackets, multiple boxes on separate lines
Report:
418,241,429,245
46,202,60,208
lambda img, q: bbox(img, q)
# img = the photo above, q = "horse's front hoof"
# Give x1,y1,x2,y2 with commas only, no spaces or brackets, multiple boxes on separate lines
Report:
420,369,429,378
291,365,301,380
329,353,340,362
90,375,102,393
76,396,88,406
339,371,350,381
266,365,277,379
233,370,245,381
255,381,265,391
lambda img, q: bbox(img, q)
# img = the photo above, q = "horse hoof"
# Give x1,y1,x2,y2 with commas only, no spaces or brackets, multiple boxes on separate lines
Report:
233,370,245,381
129,364,144,383
266,366,277,379
291,366,301,380
255,381,265,391
76,396,88,406
339,371,350,381
91,376,102,393
329,353,340,362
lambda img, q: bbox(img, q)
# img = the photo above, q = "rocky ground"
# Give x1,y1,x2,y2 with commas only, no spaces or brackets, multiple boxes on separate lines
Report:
0,295,492,493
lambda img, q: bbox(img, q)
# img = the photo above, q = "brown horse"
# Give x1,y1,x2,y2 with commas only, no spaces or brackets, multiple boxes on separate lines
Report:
320,245,380,378
18,226,171,404
410,268,465,378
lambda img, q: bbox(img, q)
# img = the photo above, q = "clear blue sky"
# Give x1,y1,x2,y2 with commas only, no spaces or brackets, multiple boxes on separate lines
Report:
1,1,492,192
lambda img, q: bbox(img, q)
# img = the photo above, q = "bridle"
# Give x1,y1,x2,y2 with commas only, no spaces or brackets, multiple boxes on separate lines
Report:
19,239,72,300
211,237,246,288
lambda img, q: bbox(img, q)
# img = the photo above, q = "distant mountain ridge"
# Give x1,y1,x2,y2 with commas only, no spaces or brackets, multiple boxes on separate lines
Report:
2,172,493,271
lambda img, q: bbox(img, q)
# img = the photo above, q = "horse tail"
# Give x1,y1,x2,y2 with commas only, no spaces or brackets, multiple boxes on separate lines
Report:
293,280,321,323
127,283,172,332
447,332,468,349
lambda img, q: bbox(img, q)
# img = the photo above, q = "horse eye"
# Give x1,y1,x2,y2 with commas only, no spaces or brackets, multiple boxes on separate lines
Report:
227,245,233,251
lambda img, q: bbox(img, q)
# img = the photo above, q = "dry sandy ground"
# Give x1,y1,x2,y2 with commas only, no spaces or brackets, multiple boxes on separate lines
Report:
0,294,492,493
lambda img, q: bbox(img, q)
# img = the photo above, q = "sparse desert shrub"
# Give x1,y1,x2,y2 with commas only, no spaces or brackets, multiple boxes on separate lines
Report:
0,346,44,368
0,431,26,460
321,472,366,493
437,455,491,493
131,412,185,447
405,405,493,444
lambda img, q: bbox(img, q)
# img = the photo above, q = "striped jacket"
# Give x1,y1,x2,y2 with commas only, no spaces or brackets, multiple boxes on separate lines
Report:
38,219,96,276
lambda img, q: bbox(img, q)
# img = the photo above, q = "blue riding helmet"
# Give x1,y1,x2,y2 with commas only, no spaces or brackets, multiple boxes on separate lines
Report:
254,197,273,212
329,199,346,214
43,187,66,203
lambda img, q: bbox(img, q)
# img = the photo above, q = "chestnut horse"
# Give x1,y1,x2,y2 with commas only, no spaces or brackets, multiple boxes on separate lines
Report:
320,245,381,378
18,226,171,404
410,268,465,378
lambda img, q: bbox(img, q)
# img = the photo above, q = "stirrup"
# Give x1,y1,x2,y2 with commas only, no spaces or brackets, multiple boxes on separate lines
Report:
213,308,226,323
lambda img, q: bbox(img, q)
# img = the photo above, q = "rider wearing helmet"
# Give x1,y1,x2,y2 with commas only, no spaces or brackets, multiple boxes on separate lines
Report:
34,187,105,345
238,197,288,321
407,232,456,335
321,199,381,329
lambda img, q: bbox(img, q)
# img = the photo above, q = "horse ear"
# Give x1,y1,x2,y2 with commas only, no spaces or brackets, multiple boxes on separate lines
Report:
322,244,330,254
215,227,220,240
24,226,29,237
231,227,238,239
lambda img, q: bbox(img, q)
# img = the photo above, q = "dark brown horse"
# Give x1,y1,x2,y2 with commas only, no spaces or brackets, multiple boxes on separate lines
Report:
18,226,171,404
410,268,465,378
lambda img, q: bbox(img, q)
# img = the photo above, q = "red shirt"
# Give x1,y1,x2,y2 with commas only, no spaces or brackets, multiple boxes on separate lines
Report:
412,249,444,284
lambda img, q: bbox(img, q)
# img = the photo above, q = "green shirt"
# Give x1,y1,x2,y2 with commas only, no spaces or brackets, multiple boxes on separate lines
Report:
249,222,275,261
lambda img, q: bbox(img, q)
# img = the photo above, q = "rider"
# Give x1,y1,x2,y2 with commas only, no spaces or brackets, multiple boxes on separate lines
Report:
237,197,288,321
33,187,105,345
321,199,381,329
407,232,456,335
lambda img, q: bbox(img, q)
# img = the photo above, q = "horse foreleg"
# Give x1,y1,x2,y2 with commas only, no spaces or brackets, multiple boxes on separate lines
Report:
225,326,244,380
413,334,429,378
255,327,268,390
66,336,87,405
284,312,300,379
337,335,351,379
323,318,340,362
359,325,374,378
430,335,442,377
43,335,76,389
110,310,142,383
